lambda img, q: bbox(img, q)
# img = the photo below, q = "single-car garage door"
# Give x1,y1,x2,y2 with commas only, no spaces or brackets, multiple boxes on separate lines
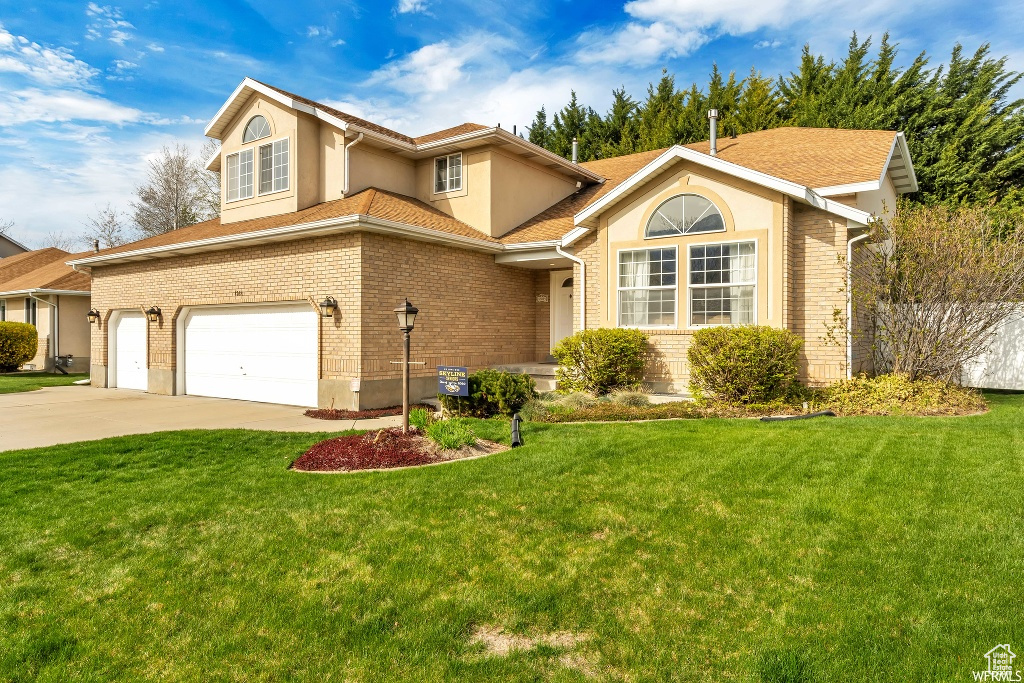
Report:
113,311,148,391
183,304,318,407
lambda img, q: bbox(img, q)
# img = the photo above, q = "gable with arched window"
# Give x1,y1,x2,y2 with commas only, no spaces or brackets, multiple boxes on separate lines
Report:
242,115,271,143
645,193,725,238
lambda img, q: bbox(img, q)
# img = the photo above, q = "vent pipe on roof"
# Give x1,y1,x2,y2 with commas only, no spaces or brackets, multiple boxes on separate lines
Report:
571,137,579,164
708,109,719,157
93,239,99,253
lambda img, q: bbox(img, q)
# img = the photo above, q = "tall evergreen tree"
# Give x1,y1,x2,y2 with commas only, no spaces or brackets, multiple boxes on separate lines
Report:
527,106,552,149
735,68,783,133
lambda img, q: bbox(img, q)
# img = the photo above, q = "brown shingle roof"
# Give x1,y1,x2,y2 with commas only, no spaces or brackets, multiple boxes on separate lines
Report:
257,81,490,148
499,148,669,244
0,248,90,293
684,127,897,188
84,187,498,262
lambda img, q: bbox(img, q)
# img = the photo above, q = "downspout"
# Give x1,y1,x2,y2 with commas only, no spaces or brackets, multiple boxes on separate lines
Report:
555,244,586,332
342,132,364,197
846,232,870,380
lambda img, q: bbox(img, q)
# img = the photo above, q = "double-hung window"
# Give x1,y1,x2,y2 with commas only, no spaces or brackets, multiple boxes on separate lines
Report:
259,138,289,194
226,148,254,202
617,247,677,327
688,241,756,326
434,153,462,193
24,298,37,326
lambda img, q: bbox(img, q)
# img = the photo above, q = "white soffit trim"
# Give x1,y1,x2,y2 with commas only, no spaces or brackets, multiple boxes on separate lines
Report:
573,145,873,228
815,181,880,196
0,288,90,297
204,144,222,172
205,78,354,141
889,132,919,193
560,226,590,248
66,216,502,268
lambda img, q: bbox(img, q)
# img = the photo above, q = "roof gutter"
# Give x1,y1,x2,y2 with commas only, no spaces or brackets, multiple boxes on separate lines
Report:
342,133,364,197
0,288,90,297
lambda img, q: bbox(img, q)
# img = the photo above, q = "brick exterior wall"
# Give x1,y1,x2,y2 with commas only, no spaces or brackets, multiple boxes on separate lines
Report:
89,231,544,407
571,230,600,334
788,204,849,384
534,271,550,359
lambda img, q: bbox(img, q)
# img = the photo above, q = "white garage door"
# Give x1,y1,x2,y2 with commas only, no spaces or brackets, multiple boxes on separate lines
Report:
183,304,318,407
113,312,148,391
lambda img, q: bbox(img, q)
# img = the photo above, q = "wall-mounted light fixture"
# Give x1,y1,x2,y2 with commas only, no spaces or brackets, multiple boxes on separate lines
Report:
145,306,161,323
320,296,338,318
87,309,101,324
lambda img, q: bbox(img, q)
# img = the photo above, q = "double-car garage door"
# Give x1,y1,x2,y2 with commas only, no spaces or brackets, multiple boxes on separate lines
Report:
111,303,319,407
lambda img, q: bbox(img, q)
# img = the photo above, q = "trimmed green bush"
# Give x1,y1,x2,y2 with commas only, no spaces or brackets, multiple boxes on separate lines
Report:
438,369,537,417
552,328,648,395
687,325,803,405
425,418,476,450
0,321,38,372
609,389,651,407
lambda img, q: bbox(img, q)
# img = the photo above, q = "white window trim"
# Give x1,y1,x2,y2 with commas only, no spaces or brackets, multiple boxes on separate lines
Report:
433,152,463,194
225,148,254,203
257,136,291,197
615,246,679,330
242,115,272,144
645,193,727,240
686,238,758,329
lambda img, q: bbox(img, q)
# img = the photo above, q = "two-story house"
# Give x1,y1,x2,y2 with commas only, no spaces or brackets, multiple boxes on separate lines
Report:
68,78,917,408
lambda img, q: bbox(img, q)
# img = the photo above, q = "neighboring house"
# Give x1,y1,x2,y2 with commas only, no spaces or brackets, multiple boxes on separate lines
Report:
0,233,29,259
0,248,92,372
68,77,917,408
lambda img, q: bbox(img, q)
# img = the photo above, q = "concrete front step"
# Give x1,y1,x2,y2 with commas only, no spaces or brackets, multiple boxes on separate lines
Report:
493,362,560,392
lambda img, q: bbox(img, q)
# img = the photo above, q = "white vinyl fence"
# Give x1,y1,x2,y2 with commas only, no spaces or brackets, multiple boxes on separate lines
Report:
962,306,1024,390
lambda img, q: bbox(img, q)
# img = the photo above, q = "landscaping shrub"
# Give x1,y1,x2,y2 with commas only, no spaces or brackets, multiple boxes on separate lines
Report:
533,401,705,423
554,391,598,410
688,326,803,404
438,370,536,417
608,389,651,407
426,418,477,450
812,373,987,416
409,407,435,430
552,328,648,395
0,321,37,372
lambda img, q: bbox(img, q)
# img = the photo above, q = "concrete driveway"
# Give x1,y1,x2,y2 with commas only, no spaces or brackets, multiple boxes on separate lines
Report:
0,386,399,452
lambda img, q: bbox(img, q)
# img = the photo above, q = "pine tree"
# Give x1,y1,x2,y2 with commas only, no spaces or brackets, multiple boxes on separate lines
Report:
735,68,783,133
527,106,552,149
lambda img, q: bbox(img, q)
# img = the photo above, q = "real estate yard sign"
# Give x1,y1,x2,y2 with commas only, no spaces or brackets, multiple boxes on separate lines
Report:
437,366,469,396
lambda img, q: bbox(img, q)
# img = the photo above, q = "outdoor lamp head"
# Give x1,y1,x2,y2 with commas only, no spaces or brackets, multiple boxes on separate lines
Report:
87,309,101,324
394,299,419,331
320,296,338,318
145,306,161,323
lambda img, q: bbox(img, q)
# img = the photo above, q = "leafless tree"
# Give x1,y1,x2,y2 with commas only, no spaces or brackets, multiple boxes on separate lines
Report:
131,143,220,238
0,218,13,238
852,202,1024,382
83,204,132,249
44,231,79,252
197,139,222,220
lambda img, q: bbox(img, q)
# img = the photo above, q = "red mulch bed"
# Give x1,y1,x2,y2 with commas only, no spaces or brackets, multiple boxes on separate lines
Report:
304,404,435,420
291,428,509,472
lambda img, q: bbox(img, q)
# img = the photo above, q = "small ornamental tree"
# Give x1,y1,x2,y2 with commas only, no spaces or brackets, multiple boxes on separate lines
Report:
0,321,38,372
852,202,1024,381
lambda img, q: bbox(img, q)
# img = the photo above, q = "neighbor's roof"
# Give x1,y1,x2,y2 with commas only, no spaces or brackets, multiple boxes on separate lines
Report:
499,148,669,244
685,127,913,192
69,188,499,267
0,248,90,294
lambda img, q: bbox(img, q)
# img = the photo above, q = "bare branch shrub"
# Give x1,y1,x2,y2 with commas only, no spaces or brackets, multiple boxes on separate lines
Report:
853,202,1024,381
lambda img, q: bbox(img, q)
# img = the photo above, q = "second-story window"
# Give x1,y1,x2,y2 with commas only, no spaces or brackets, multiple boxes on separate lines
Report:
259,138,289,194
226,149,254,202
434,152,462,193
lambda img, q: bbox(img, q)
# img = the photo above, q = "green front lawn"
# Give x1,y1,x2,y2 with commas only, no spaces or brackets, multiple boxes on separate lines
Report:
0,372,88,394
1,396,1022,681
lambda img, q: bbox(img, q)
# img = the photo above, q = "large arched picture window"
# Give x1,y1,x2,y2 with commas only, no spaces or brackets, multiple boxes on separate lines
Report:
242,115,271,143
645,194,725,238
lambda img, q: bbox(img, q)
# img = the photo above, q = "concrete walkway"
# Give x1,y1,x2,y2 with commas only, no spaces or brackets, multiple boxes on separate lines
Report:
0,386,401,452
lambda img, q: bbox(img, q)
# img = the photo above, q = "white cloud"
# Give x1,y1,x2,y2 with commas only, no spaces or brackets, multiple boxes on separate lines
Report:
575,21,708,66
330,39,346,47
86,3,135,44
754,38,782,49
367,34,517,95
396,0,429,14
0,23,98,87
106,59,138,80
306,25,332,38
0,87,142,124
146,42,164,52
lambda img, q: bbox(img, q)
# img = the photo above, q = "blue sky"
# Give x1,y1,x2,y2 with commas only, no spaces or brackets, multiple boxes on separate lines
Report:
1,0,1022,247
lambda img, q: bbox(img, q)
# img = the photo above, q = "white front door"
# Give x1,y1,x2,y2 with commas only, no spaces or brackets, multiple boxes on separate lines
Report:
551,270,574,350
113,312,148,391
183,303,318,407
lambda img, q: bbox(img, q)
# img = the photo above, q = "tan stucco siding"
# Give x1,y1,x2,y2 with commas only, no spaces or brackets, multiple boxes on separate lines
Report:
57,295,92,364
415,150,490,234
218,94,301,224
855,176,899,219
349,145,416,197
487,149,578,237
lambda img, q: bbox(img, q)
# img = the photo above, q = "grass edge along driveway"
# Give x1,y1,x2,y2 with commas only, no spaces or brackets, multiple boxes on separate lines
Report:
1,394,1021,681
0,372,88,394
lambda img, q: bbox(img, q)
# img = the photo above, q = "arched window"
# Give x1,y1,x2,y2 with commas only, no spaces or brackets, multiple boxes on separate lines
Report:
242,115,271,143
645,194,725,238
562,277,573,288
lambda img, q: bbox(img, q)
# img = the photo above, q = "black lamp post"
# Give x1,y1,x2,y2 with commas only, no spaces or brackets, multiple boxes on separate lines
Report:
86,309,101,324
394,299,419,433
319,296,338,318
145,306,161,323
